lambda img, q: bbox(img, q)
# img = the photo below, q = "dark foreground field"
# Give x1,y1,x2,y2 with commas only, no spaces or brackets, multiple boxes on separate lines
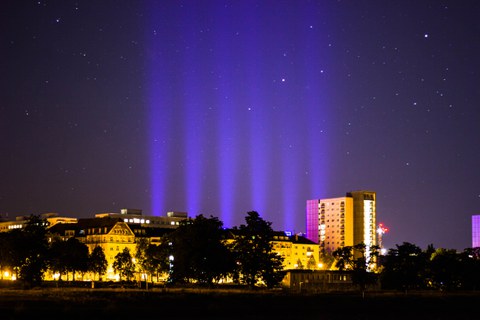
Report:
1,288,480,320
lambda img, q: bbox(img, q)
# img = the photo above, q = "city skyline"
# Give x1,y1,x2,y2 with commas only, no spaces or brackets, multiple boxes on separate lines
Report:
1,1,479,251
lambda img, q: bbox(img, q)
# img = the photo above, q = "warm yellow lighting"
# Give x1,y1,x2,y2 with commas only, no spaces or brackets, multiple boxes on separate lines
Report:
317,263,323,269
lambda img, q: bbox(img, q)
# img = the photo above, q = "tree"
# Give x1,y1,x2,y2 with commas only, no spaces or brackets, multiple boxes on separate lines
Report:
134,237,171,288
89,246,107,281
47,237,89,282
64,237,89,281
231,211,284,288
47,237,69,281
0,231,18,279
351,243,380,296
428,248,461,291
306,255,317,270
261,250,285,288
332,246,355,271
458,247,480,290
380,242,428,292
135,237,150,285
318,248,335,270
14,215,50,288
332,243,380,297
295,258,304,269
165,214,235,285
113,247,135,282
144,241,171,283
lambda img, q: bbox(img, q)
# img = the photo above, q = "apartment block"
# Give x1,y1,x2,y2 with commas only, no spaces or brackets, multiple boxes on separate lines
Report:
306,190,376,253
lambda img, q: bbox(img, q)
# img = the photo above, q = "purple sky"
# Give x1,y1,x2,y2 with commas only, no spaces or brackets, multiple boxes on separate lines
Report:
1,0,479,251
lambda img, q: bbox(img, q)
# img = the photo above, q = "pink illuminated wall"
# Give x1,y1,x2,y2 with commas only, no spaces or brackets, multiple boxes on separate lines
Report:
306,199,320,244
472,215,480,248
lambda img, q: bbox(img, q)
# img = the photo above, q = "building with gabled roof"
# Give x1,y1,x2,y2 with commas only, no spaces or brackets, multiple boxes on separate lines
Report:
47,217,137,280
271,231,321,270
225,228,322,271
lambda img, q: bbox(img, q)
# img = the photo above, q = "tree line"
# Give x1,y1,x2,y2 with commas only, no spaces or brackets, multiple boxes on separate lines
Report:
0,211,284,289
326,242,480,293
2,212,480,292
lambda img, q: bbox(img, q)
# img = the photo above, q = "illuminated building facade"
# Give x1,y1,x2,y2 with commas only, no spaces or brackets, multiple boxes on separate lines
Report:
347,190,377,251
306,197,354,253
47,217,138,281
282,270,355,292
0,212,77,233
95,209,187,228
271,232,321,270
306,190,376,253
472,215,480,248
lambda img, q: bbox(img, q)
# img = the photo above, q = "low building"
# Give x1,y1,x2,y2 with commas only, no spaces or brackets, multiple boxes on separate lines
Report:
47,214,177,281
0,212,77,233
282,270,355,292
95,209,188,229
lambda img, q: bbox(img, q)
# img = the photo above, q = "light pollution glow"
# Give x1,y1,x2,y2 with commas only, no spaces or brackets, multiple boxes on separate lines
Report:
146,2,331,232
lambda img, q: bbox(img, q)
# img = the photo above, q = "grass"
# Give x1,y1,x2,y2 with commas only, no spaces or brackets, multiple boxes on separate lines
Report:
1,287,480,319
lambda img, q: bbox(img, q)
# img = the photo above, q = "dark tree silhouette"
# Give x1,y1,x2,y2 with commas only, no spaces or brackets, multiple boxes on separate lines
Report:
165,214,235,285
458,247,480,290
428,248,461,291
64,237,89,281
113,247,135,282
0,231,19,280
332,246,354,271
14,215,49,288
89,246,107,281
231,211,284,288
47,237,69,280
380,242,428,292
144,240,171,283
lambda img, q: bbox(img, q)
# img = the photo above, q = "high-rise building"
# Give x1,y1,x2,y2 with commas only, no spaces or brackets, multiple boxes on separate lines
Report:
347,190,376,250
472,215,480,248
306,197,354,252
306,190,376,253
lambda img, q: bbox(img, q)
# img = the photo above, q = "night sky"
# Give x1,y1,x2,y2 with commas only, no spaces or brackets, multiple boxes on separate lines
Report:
1,1,479,252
